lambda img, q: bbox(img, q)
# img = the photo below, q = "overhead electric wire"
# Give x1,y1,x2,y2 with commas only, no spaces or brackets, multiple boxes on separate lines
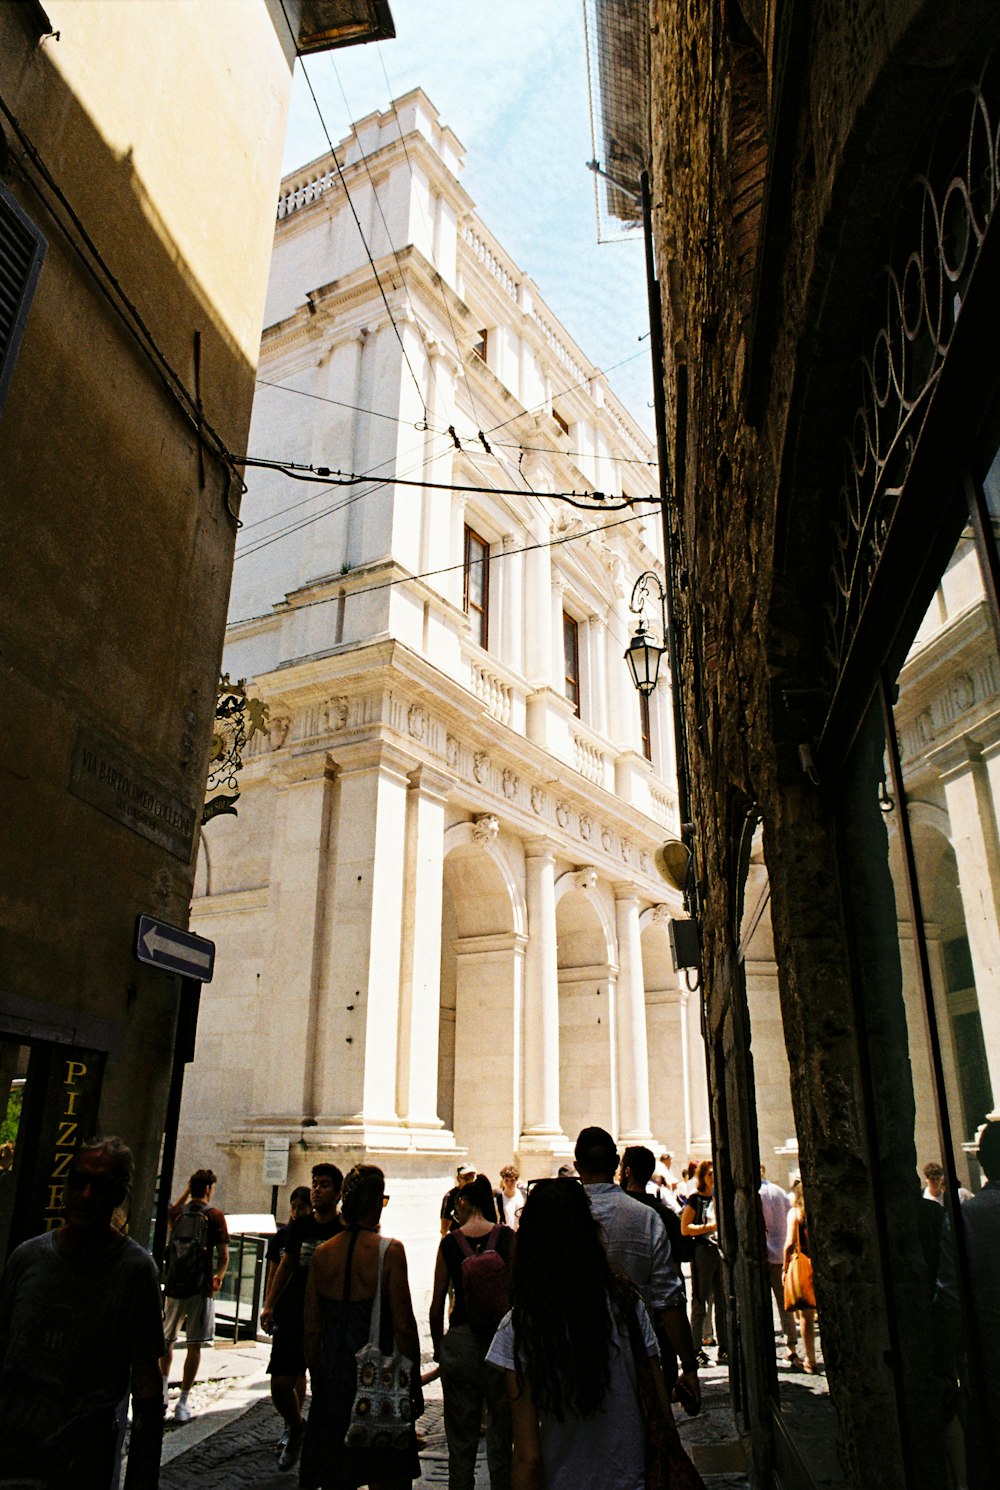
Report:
278,0,428,421
240,507,652,615
238,454,642,510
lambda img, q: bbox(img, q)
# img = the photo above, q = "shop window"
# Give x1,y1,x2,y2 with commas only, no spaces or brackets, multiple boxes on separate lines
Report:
0,1037,105,1259
0,184,47,421
563,611,580,715
463,525,490,649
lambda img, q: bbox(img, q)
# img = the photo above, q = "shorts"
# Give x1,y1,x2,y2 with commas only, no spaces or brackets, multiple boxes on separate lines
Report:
267,1319,306,1378
163,1293,215,1348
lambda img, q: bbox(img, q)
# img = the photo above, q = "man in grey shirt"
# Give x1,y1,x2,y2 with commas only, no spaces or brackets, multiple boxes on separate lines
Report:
575,1125,701,1413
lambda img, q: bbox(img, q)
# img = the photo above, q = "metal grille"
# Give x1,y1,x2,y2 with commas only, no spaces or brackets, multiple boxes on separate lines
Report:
583,0,650,242
0,186,46,418
825,46,1000,687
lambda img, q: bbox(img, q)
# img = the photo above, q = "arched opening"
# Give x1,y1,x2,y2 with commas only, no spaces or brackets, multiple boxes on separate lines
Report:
554,878,615,1143
439,828,524,1178
641,914,690,1155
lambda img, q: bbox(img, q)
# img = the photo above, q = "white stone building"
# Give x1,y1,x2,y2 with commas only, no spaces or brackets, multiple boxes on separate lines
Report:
180,91,707,1288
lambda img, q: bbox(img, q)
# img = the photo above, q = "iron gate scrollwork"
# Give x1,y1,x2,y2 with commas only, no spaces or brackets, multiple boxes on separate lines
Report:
825,47,1000,686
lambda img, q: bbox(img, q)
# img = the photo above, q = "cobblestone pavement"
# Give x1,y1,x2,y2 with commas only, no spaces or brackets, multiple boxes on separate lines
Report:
151,1351,750,1489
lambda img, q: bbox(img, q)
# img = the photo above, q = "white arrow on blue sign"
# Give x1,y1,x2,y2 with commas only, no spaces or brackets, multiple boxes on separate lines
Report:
135,915,215,983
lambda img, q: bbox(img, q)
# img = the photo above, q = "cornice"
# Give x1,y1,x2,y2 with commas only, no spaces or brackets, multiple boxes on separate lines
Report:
238,637,682,902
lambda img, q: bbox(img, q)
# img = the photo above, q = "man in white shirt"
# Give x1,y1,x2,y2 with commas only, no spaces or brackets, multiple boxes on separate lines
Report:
575,1125,700,1413
759,1165,798,1363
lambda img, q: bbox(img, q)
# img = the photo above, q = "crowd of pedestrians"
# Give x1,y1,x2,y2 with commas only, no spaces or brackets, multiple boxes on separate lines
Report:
0,1122,846,1490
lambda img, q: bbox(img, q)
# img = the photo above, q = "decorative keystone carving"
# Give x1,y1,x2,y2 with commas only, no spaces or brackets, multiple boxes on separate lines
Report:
575,867,598,892
472,813,500,844
652,904,671,925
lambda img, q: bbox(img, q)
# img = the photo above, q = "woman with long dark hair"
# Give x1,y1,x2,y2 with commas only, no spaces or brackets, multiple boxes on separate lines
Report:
301,1165,422,1490
485,1177,692,1490
430,1174,514,1490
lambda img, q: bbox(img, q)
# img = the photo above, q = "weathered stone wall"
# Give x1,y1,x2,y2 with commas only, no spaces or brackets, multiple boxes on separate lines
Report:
646,2,1000,1484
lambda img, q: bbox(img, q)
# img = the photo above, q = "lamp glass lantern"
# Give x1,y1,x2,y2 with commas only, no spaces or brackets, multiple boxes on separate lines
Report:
624,621,666,697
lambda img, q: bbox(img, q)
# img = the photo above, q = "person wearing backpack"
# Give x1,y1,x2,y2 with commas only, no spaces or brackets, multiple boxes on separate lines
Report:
430,1174,513,1490
159,1168,229,1422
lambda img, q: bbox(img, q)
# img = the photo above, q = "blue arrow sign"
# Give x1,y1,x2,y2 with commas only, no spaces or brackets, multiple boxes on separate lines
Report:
135,915,215,983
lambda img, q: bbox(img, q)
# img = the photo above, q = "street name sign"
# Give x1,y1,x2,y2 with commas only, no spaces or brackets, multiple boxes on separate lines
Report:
135,915,215,983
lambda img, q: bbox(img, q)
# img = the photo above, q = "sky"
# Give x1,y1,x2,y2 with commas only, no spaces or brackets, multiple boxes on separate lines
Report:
280,0,654,438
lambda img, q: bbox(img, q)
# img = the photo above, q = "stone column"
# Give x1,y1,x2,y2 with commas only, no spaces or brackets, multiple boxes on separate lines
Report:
310,742,413,1131
588,613,608,736
500,533,523,675
396,765,452,1130
522,839,564,1141
613,884,653,1141
550,574,567,694
523,510,552,686
451,492,468,613
260,757,335,1120
941,744,1000,1104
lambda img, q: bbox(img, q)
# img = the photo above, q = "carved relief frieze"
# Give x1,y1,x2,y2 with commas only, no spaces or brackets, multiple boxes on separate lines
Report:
531,785,546,815
502,768,519,799
473,751,491,784
556,800,571,828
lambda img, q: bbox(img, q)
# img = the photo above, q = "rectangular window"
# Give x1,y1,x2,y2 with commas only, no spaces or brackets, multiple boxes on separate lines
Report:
563,611,580,715
0,185,47,421
639,690,652,762
553,408,569,436
464,526,490,648
472,329,488,362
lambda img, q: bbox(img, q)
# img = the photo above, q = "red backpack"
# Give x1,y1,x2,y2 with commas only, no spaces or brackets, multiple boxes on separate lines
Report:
454,1225,509,1336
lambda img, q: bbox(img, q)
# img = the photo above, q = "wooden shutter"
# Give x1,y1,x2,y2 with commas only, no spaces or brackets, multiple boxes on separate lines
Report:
0,185,47,419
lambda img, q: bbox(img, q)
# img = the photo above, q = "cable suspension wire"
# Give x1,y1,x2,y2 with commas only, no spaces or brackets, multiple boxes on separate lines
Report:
239,507,651,614
238,455,645,510
278,0,428,421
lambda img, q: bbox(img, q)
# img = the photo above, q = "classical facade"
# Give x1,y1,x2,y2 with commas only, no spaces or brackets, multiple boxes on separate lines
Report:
0,1,392,1260
180,91,701,1293
589,3,1000,1488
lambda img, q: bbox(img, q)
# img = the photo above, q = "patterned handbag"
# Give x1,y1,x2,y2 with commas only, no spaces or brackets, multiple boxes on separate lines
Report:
345,1236,415,1450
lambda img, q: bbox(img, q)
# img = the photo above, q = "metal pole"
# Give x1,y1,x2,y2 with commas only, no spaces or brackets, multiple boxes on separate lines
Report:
641,170,693,850
151,976,201,1269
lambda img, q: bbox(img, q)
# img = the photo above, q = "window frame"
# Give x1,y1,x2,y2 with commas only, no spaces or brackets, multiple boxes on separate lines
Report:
463,524,490,649
562,610,580,716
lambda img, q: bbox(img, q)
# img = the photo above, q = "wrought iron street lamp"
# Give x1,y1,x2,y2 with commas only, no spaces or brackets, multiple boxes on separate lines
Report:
624,570,668,697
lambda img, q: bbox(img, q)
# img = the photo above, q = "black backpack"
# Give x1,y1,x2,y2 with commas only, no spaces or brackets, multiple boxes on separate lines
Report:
164,1203,211,1299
